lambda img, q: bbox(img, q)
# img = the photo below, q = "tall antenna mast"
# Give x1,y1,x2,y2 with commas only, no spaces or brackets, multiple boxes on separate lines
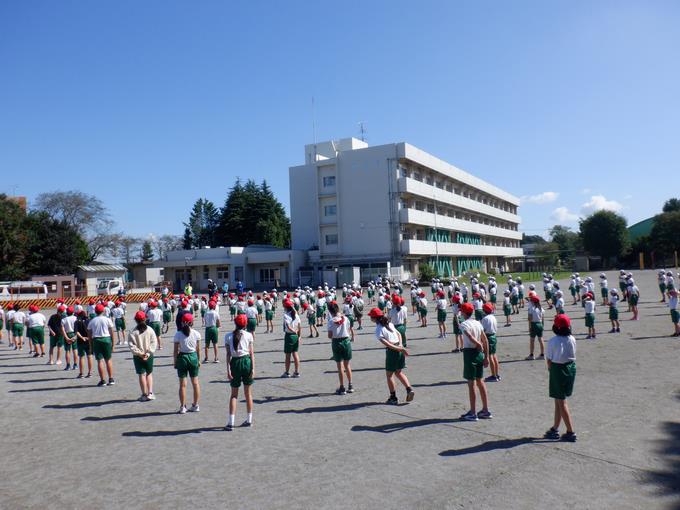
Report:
358,121,367,142
312,96,317,144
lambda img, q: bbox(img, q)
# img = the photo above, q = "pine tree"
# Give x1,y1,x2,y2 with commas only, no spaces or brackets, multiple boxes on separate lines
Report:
183,227,193,250
184,198,220,248
140,240,154,262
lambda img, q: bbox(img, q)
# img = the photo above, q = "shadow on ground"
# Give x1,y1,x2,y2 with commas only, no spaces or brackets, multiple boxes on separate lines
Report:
44,399,138,409
439,437,547,456
352,418,458,433
122,426,225,437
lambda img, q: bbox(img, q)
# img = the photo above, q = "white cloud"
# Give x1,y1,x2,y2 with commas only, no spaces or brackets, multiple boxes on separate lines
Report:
551,206,579,223
580,195,624,214
521,191,559,204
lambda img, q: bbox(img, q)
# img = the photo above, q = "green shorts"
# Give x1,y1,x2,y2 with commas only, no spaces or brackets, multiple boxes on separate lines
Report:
266,310,274,321
307,314,316,325
345,314,354,327
385,348,405,372
93,337,113,361
163,311,172,323
659,283,667,293
487,334,497,355
150,322,161,339
133,354,154,374
246,318,257,333
490,294,497,304
230,306,236,316
229,355,253,388
331,337,352,362
549,361,576,399
419,307,428,317
395,324,407,348
503,305,512,317
284,333,299,354
176,351,199,378
12,323,24,337
545,291,553,301
601,288,608,299
452,318,461,335
64,332,77,351
619,282,626,291
629,294,639,306
530,322,544,338
510,296,519,306
474,309,483,321
28,327,45,345
200,309,206,317
205,326,219,345
437,309,447,323
570,287,577,296
50,334,65,349
115,317,126,331
77,340,91,357
609,307,619,321
463,348,484,380
585,313,595,328
0,319,3,330
671,309,679,324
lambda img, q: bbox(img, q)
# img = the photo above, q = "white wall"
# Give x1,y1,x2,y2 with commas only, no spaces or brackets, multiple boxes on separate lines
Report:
289,163,320,251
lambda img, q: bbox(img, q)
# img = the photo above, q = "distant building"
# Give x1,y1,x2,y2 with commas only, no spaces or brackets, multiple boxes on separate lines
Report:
289,138,522,282
6,195,27,211
77,264,127,295
126,262,164,287
628,217,654,243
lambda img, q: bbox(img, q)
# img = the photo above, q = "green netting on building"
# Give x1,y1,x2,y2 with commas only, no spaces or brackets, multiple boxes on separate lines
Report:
456,232,481,245
457,257,483,275
428,257,453,277
426,228,451,243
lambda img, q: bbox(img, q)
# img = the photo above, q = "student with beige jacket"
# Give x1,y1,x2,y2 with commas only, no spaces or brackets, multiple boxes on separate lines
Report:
127,311,158,402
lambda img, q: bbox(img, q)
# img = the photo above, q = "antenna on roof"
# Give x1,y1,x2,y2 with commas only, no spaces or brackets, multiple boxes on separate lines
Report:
358,121,367,142
312,96,317,144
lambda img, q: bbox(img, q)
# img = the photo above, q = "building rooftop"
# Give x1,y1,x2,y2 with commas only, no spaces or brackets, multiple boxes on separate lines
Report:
77,264,127,272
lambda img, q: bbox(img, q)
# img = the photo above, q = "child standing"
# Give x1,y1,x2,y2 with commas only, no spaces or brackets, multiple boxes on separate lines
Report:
282,300,302,378
458,303,491,421
481,303,500,382
127,311,157,401
668,289,679,337
608,289,621,333
264,296,274,333
203,301,221,363
543,314,577,442
327,301,354,395
502,290,512,327
47,306,65,364
303,303,318,338
111,301,126,346
599,273,609,306
417,292,428,327
436,291,448,339
451,295,464,352
389,296,408,348
472,293,484,321
584,292,596,339
526,295,545,360
26,305,46,358
74,311,93,378
628,278,640,320
225,314,255,430
61,306,78,370
173,312,201,414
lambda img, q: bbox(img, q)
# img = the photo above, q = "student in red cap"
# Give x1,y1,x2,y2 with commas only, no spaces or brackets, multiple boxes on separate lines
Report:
417,292,428,327
173,312,201,414
389,296,408,348
47,306,65,365
526,295,545,360
128,311,158,401
282,299,302,378
481,303,500,382
303,303,319,338
146,301,163,350
10,304,26,351
435,291,448,339
61,306,79,370
544,314,577,442
327,301,354,395
74,310,93,378
26,305,46,358
458,302,492,421
225,313,255,430
203,300,221,363
111,301,126,346
87,304,116,386
368,307,414,404
472,292,485,321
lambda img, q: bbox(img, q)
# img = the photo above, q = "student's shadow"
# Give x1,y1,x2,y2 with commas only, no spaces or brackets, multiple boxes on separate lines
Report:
253,392,333,404
352,418,458,433
122,427,225,437
439,437,549,456
82,411,178,421
277,402,380,414
44,399,138,409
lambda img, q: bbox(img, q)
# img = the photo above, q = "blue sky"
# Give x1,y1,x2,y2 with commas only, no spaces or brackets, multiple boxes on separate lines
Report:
1,0,678,241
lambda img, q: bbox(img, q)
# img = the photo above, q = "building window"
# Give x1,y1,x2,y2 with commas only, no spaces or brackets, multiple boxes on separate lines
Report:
325,234,338,245
216,266,229,280
324,204,337,216
259,268,280,284
426,176,434,185
323,176,336,187
203,266,209,280
414,172,422,182
426,204,435,213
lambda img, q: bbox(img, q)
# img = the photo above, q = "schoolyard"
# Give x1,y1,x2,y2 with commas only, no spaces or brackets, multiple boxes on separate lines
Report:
0,269,678,510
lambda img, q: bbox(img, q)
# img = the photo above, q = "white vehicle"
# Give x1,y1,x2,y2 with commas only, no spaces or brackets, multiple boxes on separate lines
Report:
0,281,49,301
97,278,126,296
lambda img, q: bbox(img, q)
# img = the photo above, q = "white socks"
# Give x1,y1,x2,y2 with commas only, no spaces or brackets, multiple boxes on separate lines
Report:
228,414,235,427
247,412,253,424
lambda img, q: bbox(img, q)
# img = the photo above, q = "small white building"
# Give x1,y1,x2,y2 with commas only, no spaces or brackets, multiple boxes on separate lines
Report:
289,138,523,281
155,245,306,292
77,264,128,296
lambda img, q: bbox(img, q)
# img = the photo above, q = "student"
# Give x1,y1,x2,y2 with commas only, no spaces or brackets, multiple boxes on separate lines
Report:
128,311,157,401
502,290,512,327
327,301,354,395
417,292,428,327
599,273,609,306
457,303,491,421
315,291,327,327
303,303,318,338
146,301,163,350
367,308,414,405
618,270,628,302
472,293,484,321
435,291,448,339
583,292,596,339
61,306,79,370
342,297,357,342
203,301,221,363
450,295,464,352
87,304,116,387
10,304,26,351
517,278,525,309
628,278,640,320
245,299,258,340
282,299,302,378
200,297,208,326
389,296,408,348
0,305,4,345
481,303,500,382
161,297,173,330
510,284,520,315
74,311,93,378
668,289,680,337
608,289,621,333
26,305,46,358
225,314,255,430
47,306,65,365
173,312,201,414
526,295,545,360
111,301,126,346
543,314,577,442
353,292,365,330
255,295,264,325
553,290,565,315
264,296,275,333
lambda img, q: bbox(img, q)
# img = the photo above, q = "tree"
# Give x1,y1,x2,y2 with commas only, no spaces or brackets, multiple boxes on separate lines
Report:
24,212,89,275
535,241,560,267
418,262,437,282
183,227,193,250
579,211,630,265
650,211,680,257
152,234,183,259
184,198,220,248
549,225,581,263
662,198,680,213
115,236,141,265
0,194,30,279
521,233,546,245
140,240,154,262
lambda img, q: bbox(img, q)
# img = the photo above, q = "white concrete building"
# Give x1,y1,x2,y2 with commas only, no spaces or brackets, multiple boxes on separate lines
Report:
289,138,522,281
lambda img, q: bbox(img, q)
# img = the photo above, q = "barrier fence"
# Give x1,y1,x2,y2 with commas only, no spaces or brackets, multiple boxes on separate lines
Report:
1,293,162,310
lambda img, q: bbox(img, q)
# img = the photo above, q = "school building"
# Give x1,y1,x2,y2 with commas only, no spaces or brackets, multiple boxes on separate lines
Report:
289,138,523,282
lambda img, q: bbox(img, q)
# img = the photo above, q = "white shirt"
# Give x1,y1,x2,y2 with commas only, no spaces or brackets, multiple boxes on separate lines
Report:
283,312,301,334
111,307,124,319
389,307,407,326
529,307,544,323
460,318,484,349
668,294,678,310
225,330,253,358
375,324,400,346
27,313,46,328
546,335,576,364
61,315,77,333
87,316,114,338
245,306,258,319
481,314,497,336
327,315,351,338
610,295,619,309
436,298,447,311
584,300,596,314
147,308,163,323
12,311,26,324
174,329,201,353
204,310,219,327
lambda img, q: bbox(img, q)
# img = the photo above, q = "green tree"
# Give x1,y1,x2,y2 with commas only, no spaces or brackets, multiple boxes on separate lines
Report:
521,233,546,245
418,262,437,282
182,227,193,250
0,194,30,279
184,198,220,248
579,211,630,265
24,211,89,275
662,198,680,213
140,240,154,262
549,225,581,263
650,211,680,257
535,241,560,266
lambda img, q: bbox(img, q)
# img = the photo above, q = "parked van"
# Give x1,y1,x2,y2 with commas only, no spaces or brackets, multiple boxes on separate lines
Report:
97,278,126,296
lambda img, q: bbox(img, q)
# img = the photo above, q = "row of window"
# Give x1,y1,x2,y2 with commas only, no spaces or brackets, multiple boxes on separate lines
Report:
400,201,518,231
401,229,520,248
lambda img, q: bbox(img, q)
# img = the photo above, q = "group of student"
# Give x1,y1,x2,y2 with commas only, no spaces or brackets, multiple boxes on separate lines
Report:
3,270,678,440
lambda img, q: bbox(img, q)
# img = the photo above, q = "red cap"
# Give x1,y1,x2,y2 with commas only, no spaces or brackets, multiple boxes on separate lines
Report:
89,299,96,305
134,311,147,322
530,295,540,304
149,301,157,308
75,299,81,305
482,303,494,314
208,301,216,309
368,307,383,318
181,312,193,325
437,291,445,298
473,292,481,299
57,298,64,303
453,295,461,303
302,303,309,309
163,297,169,303
554,314,571,329
247,299,254,305
57,305,66,313
283,299,293,309
94,304,105,314
234,314,247,328
460,303,474,316
66,305,75,315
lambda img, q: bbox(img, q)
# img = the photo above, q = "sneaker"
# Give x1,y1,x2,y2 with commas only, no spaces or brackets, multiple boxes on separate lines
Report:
76,373,83,379
477,409,493,419
241,421,252,428
85,373,92,378
189,404,200,412
406,389,415,402
560,431,577,442
461,410,479,421
616,328,620,333
138,395,150,402
537,354,544,359
32,353,39,358
178,405,187,414
64,364,71,371
147,393,156,400
281,372,290,378
608,329,616,333
97,380,106,387
347,384,354,394
107,378,115,386
72,365,77,370
495,375,502,382
335,386,347,395
525,354,535,360
484,375,497,382
224,423,233,431
56,360,62,365
46,360,54,365
544,427,560,440
386,395,399,405
292,372,300,378
212,359,219,363
203,358,209,363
